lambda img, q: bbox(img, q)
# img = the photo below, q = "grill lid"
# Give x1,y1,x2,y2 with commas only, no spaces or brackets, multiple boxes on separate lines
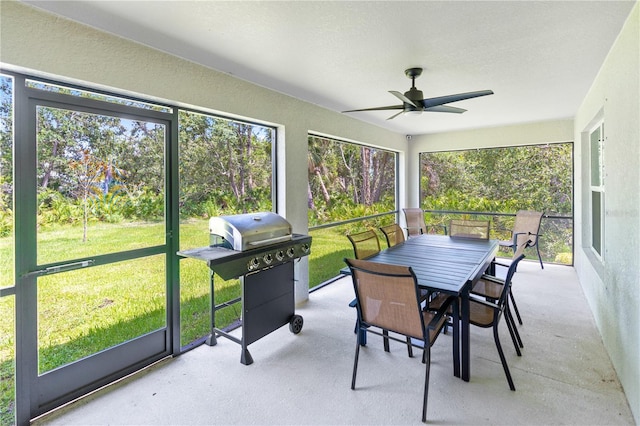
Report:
209,212,292,251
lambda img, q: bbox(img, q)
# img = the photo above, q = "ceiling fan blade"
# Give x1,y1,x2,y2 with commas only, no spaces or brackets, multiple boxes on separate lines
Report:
342,104,403,113
386,110,405,120
389,90,418,108
424,105,467,114
422,90,494,108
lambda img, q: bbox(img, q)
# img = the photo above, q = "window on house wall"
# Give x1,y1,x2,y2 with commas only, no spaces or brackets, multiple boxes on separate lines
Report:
589,122,605,258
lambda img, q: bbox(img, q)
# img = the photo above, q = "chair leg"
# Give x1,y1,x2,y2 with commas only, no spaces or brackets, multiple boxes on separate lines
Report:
351,332,361,390
406,336,414,358
535,242,544,269
494,324,516,391
505,307,523,355
508,307,524,349
354,320,367,346
509,291,523,325
506,304,524,348
442,315,450,334
422,344,431,422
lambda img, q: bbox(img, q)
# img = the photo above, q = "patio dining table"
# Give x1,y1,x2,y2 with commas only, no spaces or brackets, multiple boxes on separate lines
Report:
343,234,499,382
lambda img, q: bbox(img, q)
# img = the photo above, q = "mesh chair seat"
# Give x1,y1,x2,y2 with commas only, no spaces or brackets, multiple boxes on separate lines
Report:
472,277,503,300
402,208,427,237
449,219,490,239
379,223,405,248
402,208,447,237
468,300,495,327
347,229,381,259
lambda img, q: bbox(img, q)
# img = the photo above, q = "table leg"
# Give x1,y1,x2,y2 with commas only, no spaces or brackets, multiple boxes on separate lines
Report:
461,287,470,381
452,298,460,378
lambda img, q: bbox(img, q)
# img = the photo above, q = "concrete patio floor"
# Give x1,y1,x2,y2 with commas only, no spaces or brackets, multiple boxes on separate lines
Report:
34,261,634,425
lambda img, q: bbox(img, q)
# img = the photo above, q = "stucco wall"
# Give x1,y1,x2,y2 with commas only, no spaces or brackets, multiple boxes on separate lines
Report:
574,3,640,422
0,0,406,302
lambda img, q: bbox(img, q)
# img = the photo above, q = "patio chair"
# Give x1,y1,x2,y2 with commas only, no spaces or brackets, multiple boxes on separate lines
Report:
345,258,454,423
378,224,429,305
472,240,532,328
402,208,447,237
448,219,490,239
347,230,413,356
401,211,449,326
379,223,405,248
346,229,381,260
499,210,544,269
468,243,527,391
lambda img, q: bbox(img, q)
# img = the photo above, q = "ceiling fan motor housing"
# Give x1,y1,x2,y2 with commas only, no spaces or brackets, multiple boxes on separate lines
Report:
404,87,424,112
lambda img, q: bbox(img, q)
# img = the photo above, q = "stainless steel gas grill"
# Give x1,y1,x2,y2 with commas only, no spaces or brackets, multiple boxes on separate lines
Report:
178,212,312,365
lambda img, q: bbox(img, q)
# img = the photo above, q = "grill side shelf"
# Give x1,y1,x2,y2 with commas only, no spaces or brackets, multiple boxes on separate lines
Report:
177,234,312,281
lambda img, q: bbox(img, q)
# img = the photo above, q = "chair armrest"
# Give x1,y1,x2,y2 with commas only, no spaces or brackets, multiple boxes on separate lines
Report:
480,274,505,284
426,296,454,330
469,294,500,310
404,226,424,235
514,231,542,241
492,260,510,269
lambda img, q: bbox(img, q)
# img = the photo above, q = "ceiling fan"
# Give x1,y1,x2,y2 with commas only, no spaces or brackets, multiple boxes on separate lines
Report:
342,68,494,120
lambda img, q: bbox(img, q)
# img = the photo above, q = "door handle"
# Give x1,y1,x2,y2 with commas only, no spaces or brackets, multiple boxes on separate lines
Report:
24,260,95,277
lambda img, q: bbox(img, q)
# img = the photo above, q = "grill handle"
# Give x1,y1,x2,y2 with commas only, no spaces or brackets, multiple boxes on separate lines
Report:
247,235,292,247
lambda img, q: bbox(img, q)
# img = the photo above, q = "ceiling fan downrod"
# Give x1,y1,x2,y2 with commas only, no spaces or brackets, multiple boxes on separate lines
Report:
405,67,423,89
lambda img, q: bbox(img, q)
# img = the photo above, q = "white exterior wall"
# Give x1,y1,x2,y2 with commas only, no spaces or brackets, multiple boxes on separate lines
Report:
574,3,640,422
0,1,406,303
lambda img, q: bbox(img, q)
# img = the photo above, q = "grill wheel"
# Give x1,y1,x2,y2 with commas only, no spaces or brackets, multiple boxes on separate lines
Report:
289,314,304,334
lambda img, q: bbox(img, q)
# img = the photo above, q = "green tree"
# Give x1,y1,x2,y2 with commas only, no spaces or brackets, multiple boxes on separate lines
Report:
178,111,273,217
307,136,396,225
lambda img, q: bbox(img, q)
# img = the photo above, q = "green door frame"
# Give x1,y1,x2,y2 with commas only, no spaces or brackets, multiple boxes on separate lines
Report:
11,72,181,425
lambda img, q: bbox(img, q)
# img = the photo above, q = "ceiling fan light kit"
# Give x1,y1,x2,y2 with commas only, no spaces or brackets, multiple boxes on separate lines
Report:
342,68,493,120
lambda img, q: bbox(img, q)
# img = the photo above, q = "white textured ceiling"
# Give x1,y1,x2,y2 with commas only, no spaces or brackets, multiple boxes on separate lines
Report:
22,0,636,135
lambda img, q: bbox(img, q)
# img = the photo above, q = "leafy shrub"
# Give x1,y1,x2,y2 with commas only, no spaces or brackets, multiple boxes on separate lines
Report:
0,207,11,237
38,189,83,225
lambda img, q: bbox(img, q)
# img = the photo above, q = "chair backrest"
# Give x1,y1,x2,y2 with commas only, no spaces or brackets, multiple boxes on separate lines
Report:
496,241,529,308
512,210,543,245
449,219,490,239
345,258,425,340
379,223,405,248
347,230,381,259
402,208,427,237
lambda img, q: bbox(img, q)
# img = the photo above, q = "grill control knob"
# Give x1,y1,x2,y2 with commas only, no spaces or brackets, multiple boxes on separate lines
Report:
301,244,310,253
248,257,260,270
276,250,285,261
263,253,273,264
286,247,296,258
